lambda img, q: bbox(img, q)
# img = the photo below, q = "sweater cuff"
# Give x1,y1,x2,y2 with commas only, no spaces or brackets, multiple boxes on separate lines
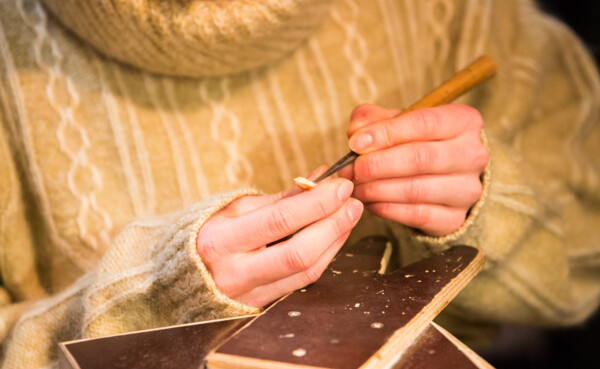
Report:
151,188,261,324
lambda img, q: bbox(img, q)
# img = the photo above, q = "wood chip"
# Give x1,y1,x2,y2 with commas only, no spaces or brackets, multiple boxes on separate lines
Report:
294,177,317,190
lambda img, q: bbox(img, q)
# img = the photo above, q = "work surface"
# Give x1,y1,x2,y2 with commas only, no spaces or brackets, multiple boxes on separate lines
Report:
59,236,492,369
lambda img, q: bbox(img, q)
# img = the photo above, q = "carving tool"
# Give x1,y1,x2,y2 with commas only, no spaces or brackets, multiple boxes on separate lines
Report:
313,55,497,183
268,56,496,246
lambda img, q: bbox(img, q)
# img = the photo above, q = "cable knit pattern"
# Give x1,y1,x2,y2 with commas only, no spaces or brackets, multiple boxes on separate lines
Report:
2,189,260,368
0,0,599,368
17,0,114,261
40,0,334,77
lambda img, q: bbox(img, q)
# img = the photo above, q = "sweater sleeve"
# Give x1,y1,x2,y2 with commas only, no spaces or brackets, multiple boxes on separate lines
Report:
391,4,600,328
0,181,260,368
0,118,49,343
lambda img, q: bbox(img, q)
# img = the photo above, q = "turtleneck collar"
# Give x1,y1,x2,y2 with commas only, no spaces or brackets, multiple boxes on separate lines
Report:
40,0,333,77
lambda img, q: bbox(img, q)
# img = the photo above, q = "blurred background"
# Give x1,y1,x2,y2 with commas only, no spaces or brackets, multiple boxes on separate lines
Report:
479,1,600,368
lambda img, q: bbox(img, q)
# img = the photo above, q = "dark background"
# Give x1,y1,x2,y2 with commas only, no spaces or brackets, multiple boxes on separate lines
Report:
539,0,599,63
479,1,599,368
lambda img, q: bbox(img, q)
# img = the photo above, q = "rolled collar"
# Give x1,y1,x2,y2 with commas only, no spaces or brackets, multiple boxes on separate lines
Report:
41,0,333,77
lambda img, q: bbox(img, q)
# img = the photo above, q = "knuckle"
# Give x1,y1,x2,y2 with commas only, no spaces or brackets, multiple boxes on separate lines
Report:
362,183,377,201
413,109,438,138
243,297,263,308
410,205,432,228
409,144,436,172
464,106,483,130
451,105,482,134
285,247,310,271
405,177,426,203
472,146,490,170
356,156,381,180
448,211,467,232
212,273,238,297
332,211,351,235
302,266,324,285
381,121,396,147
372,202,391,216
221,197,245,215
196,232,222,265
466,178,483,203
315,197,331,218
266,208,294,236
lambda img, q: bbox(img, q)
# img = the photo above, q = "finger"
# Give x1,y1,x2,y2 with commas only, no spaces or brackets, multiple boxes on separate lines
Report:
226,198,363,296
353,174,483,208
233,229,352,307
349,105,482,154
198,178,354,256
307,165,329,181
219,193,283,218
348,104,400,136
366,203,467,236
337,162,354,181
352,137,489,183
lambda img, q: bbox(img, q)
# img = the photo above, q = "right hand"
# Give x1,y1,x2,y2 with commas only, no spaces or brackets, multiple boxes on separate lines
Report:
196,176,363,308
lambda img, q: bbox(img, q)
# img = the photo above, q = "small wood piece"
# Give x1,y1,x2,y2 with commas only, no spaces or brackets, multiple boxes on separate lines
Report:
58,316,254,369
294,177,317,190
207,236,484,369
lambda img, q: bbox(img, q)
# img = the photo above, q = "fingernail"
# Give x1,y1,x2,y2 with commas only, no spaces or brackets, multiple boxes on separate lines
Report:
350,133,372,152
337,181,354,201
347,200,363,222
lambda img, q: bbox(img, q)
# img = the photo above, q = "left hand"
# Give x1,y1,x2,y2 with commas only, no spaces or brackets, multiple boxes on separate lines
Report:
338,103,489,236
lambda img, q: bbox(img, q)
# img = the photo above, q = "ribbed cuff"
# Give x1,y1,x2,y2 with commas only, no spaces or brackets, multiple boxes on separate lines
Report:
151,188,262,324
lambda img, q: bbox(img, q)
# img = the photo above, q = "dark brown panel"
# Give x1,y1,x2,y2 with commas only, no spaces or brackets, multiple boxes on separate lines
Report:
211,236,481,369
392,324,478,369
60,316,252,369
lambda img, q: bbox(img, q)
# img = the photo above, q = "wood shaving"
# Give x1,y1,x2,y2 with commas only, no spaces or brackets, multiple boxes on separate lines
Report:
294,177,317,190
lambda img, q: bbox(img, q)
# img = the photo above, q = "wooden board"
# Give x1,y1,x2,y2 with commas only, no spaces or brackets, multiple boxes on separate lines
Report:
59,237,490,369
58,316,254,369
58,320,494,369
58,320,493,369
207,236,485,369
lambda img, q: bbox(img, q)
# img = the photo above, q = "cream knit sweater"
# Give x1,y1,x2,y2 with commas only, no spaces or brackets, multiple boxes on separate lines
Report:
0,0,599,367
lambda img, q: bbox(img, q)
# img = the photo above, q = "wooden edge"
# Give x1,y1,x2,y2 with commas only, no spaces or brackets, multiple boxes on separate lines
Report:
359,249,485,369
59,314,258,347
430,322,495,369
58,342,81,369
378,240,393,274
208,352,331,369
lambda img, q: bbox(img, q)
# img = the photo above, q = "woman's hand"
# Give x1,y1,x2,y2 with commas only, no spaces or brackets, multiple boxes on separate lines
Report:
196,176,363,308
338,104,488,236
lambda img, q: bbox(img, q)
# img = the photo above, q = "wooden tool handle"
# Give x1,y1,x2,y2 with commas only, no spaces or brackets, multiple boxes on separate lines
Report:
404,55,496,112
